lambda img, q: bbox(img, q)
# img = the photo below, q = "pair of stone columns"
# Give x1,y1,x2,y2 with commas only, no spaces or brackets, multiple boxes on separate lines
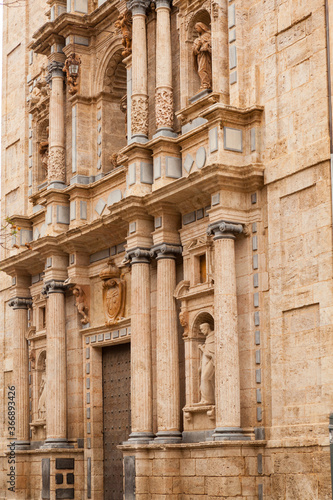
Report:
127,243,182,443
128,0,175,142
128,221,248,443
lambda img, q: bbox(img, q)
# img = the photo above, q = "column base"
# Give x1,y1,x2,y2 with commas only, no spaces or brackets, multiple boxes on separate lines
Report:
212,427,251,441
13,440,30,450
128,134,148,145
153,127,178,139
47,181,66,190
125,432,155,444
42,438,74,449
154,431,182,444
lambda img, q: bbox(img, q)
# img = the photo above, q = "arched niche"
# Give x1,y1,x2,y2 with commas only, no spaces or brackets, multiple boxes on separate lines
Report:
37,350,46,421
192,310,214,338
36,118,49,187
97,45,128,173
186,9,211,98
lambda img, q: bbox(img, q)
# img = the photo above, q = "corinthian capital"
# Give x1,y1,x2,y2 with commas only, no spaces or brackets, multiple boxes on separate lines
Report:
127,0,150,15
8,297,33,310
207,220,243,240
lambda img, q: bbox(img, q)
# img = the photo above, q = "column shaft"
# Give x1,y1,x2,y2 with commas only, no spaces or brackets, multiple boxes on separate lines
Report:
129,261,153,441
45,289,67,446
48,63,65,185
14,308,30,446
214,237,240,429
130,6,149,140
155,257,181,442
155,0,175,133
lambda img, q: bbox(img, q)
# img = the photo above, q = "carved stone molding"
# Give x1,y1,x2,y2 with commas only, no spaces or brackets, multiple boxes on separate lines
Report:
125,247,151,265
131,96,149,136
207,220,243,240
150,243,182,260
100,260,126,326
48,147,65,183
155,88,174,130
8,297,33,310
42,280,69,296
72,285,89,325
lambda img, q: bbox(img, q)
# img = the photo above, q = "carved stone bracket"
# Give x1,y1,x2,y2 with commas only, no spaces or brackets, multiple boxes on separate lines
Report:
41,280,69,296
8,297,33,310
207,220,243,240
72,285,89,325
125,247,151,265
150,243,182,260
183,405,215,422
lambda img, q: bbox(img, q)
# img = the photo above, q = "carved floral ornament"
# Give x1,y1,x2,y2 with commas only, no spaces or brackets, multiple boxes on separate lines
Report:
155,88,174,129
99,259,126,326
131,96,149,136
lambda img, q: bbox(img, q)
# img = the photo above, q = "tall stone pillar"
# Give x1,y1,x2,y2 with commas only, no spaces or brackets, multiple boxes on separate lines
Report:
42,280,69,448
48,61,66,189
8,297,32,449
127,0,149,143
150,243,182,443
154,0,176,138
207,221,249,440
126,248,154,442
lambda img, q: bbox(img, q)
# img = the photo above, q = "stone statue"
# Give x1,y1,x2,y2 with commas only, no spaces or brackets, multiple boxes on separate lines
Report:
38,371,46,420
192,22,212,91
73,285,89,325
115,11,132,58
198,322,215,404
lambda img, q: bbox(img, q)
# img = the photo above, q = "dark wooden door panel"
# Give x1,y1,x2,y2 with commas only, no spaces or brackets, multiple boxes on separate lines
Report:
103,343,131,500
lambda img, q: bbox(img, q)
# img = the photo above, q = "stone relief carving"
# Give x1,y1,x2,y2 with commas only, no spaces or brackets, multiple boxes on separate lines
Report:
72,285,89,325
155,88,174,129
39,126,49,177
100,259,126,325
192,22,212,90
198,322,215,404
38,356,46,421
131,96,149,136
30,349,36,370
28,78,49,111
179,310,189,337
63,53,81,95
48,147,65,183
115,10,132,58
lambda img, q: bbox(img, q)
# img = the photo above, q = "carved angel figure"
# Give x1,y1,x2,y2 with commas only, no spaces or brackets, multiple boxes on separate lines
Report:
198,322,215,404
115,11,132,58
192,22,212,91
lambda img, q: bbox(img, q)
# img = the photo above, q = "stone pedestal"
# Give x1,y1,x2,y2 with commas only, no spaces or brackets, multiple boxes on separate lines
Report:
48,61,66,189
126,248,154,442
8,297,32,449
42,280,70,448
151,244,182,443
207,221,249,440
128,0,150,143
154,0,176,138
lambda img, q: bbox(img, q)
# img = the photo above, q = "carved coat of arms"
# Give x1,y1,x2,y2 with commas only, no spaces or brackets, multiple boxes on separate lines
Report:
100,260,125,325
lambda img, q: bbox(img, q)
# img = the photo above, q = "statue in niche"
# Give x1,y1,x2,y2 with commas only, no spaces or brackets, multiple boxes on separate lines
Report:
38,371,46,420
192,22,212,91
39,126,49,178
198,322,215,404
100,259,126,325
115,11,132,58
72,285,89,325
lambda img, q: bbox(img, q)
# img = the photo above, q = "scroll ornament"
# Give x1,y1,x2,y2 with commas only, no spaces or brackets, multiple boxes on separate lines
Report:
131,96,149,136
155,88,173,129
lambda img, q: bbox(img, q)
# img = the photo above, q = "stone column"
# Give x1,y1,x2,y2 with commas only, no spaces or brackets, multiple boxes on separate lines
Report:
154,0,176,137
8,297,32,449
127,0,149,142
42,280,69,448
207,221,249,440
126,248,154,442
48,61,66,189
150,243,182,443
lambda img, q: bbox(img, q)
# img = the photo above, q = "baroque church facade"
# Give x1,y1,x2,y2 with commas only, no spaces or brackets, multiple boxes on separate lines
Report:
0,0,333,498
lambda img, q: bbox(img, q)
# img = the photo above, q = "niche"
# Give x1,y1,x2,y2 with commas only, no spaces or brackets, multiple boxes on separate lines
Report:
187,9,211,98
